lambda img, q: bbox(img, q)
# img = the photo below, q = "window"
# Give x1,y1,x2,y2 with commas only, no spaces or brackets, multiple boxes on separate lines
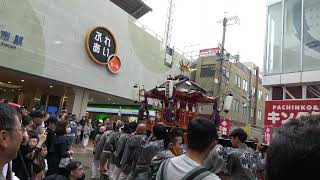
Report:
234,74,241,88
242,103,247,115
251,108,254,118
272,86,283,100
252,68,257,76
242,80,248,92
236,100,240,112
303,0,320,71
282,0,302,73
252,86,256,96
223,66,230,83
258,110,262,121
258,90,263,100
233,99,240,112
266,3,282,75
200,64,215,77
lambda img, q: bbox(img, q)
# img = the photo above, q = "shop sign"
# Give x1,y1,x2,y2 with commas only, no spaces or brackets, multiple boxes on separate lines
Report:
199,47,220,58
86,26,121,73
219,118,231,136
0,30,24,49
264,125,273,145
265,100,320,127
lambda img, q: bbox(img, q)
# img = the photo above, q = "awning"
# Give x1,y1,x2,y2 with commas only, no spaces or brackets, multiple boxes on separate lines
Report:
110,0,152,19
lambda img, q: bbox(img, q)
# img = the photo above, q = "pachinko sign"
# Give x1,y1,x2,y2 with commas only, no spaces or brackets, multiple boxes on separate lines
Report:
264,100,320,144
199,47,220,58
265,100,320,127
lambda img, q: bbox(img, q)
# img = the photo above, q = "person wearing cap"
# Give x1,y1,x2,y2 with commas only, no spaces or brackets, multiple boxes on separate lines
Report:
45,161,85,180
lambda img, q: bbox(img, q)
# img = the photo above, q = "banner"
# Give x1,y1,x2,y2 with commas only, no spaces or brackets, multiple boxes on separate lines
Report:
264,100,320,127
199,47,220,58
219,118,231,136
264,125,273,145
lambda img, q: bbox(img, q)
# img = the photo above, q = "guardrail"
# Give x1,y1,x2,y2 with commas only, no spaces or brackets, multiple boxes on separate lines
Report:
133,20,185,57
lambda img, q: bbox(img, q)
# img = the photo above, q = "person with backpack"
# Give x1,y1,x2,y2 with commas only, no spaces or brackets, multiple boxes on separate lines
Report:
156,117,221,180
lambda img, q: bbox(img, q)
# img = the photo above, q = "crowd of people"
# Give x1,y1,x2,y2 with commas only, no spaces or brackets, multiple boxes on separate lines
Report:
0,102,87,180
1,101,320,180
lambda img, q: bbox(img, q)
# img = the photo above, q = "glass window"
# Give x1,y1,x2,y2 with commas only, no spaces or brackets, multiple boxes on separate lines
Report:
242,103,247,115
259,90,263,100
233,99,237,112
200,64,215,77
303,0,320,71
252,86,256,96
268,0,282,5
266,3,283,74
242,80,248,92
234,75,241,88
233,99,240,112
282,0,302,73
258,110,263,121
251,108,255,118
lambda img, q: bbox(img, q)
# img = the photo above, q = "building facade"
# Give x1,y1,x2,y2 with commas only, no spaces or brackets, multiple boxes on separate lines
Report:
264,0,320,100
0,0,185,118
194,55,268,137
263,0,320,144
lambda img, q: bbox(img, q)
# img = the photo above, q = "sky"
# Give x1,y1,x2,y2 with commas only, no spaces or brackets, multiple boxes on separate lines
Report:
139,0,267,68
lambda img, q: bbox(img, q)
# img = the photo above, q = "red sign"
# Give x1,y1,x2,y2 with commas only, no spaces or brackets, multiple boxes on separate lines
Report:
264,125,273,145
107,54,121,73
199,47,221,57
219,118,231,136
264,100,320,127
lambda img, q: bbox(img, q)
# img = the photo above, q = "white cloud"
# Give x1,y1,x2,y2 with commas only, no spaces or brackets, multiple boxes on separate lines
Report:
140,0,267,67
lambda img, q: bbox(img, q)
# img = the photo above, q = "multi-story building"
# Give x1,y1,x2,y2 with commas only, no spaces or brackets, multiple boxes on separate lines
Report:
0,0,185,119
264,0,320,100
193,55,269,138
263,0,320,144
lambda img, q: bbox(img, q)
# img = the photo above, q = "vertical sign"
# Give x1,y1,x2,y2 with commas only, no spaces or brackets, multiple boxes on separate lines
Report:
264,125,273,145
219,118,231,136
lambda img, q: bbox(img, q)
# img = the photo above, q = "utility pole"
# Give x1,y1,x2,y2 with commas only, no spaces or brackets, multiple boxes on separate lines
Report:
216,15,239,109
